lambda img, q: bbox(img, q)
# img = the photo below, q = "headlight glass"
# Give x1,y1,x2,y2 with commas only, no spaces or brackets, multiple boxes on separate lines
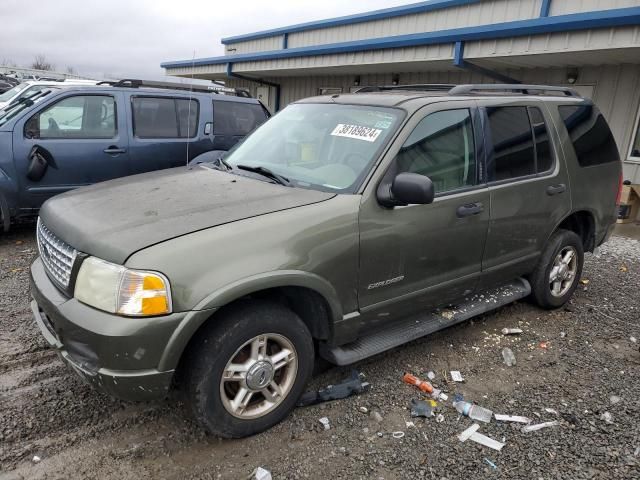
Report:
74,257,172,316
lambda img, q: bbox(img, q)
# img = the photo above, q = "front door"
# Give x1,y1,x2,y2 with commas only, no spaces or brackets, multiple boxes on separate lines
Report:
358,102,490,328
14,92,129,210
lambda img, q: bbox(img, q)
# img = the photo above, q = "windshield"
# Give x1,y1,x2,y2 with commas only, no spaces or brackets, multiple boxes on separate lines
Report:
0,83,30,102
0,89,54,127
225,103,402,193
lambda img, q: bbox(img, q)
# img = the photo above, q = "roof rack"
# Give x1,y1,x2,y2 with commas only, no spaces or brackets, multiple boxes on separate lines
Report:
355,84,456,93
448,84,581,97
95,79,252,98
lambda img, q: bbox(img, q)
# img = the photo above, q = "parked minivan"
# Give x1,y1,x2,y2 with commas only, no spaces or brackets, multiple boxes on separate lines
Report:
30,84,621,438
0,79,269,230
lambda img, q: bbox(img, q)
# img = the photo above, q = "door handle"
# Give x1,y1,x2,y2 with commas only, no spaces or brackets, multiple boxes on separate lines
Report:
546,184,566,196
103,146,126,155
456,202,484,218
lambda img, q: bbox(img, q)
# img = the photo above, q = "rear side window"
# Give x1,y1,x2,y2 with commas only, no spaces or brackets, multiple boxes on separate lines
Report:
24,95,116,139
132,97,199,138
486,106,535,181
396,109,476,193
213,101,268,136
529,107,553,173
558,105,619,166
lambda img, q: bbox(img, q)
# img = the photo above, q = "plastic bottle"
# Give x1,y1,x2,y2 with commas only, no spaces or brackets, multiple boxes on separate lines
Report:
453,400,493,423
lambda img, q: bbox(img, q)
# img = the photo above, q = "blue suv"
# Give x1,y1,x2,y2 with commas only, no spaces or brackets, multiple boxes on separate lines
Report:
0,79,270,231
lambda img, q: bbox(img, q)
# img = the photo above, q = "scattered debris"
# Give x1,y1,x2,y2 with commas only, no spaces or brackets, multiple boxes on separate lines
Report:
580,279,590,285
450,371,464,382
392,431,405,439
405,421,415,428
620,264,628,273
522,421,559,433
427,371,436,381
539,342,549,349
634,446,640,457
32,455,41,464
560,331,567,338
494,414,531,424
318,417,330,430
544,408,559,415
403,373,447,400
458,423,480,442
370,411,383,423
297,370,370,406
436,414,445,423
250,467,272,480
601,412,613,424
631,336,637,344
484,458,498,470
470,431,504,451
358,406,369,414
501,328,523,335
502,347,516,367
454,400,493,423
410,399,433,418
609,395,621,405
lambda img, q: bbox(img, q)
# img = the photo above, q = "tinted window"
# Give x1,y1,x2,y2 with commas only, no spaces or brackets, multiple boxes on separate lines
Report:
132,97,199,138
529,107,553,173
559,105,619,166
213,101,268,136
25,95,116,139
487,106,535,181
396,109,476,193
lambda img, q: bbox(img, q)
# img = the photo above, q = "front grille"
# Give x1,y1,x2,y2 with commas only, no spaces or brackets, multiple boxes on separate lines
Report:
37,218,78,289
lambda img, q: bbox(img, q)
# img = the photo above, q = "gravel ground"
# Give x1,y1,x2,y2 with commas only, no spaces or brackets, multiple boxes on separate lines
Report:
1,224,639,480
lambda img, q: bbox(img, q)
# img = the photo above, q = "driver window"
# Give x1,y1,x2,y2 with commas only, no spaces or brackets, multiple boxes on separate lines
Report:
25,95,117,139
396,109,476,193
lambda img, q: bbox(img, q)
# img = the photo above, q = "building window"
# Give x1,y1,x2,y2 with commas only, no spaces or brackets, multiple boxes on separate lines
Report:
630,105,640,160
317,87,343,96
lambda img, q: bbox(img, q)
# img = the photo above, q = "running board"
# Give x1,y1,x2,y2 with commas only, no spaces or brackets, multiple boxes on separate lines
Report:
319,278,531,366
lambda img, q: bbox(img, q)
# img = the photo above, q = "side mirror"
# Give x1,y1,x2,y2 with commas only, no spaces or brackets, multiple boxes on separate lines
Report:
379,172,435,207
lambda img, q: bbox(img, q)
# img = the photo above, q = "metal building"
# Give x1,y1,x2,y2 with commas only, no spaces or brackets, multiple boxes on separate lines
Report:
162,0,640,182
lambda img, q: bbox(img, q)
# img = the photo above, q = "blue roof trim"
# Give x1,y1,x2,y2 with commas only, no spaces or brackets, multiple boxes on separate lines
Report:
220,0,479,44
162,7,640,69
540,0,552,17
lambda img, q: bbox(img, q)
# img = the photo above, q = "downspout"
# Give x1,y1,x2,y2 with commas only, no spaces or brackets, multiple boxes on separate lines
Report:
539,0,552,17
226,62,281,112
453,41,520,84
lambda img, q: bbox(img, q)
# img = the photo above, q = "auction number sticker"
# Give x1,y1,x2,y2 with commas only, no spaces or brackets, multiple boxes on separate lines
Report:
331,124,382,142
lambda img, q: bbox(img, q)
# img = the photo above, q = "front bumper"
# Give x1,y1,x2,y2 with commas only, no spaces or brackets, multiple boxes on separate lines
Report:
30,257,185,401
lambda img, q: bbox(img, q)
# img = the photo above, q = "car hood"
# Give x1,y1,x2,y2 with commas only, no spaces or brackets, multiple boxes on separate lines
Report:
40,166,335,264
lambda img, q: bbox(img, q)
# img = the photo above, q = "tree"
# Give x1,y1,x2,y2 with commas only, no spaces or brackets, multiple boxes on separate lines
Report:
65,65,76,75
31,54,53,71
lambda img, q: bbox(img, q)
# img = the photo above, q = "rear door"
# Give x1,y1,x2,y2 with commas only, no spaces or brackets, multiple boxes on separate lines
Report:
478,100,572,286
127,94,211,174
14,91,129,209
211,99,269,151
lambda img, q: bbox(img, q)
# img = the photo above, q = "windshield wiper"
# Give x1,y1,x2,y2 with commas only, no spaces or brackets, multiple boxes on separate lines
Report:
216,156,233,171
236,164,291,186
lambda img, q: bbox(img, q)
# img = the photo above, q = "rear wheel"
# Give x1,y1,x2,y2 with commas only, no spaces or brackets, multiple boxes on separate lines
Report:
186,301,314,438
529,229,584,309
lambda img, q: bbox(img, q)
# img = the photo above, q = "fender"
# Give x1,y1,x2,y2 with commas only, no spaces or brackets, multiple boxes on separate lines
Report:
157,270,343,371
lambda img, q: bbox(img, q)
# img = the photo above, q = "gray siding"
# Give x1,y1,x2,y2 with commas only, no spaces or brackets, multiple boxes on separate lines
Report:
549,0,639,15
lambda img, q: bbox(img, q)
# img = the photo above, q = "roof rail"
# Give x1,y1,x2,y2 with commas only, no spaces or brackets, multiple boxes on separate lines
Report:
95,79,252,98
356,84,456,93
448,84,581,97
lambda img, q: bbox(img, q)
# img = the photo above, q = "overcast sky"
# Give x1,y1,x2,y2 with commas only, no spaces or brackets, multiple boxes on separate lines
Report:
0,0,411,80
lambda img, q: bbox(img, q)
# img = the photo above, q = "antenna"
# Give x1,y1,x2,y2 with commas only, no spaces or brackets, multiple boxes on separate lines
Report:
186,50,196,169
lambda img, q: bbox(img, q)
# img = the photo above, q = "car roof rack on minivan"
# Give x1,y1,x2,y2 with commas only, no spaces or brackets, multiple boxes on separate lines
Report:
448,84,581,97
355,84,456,93
95,79,252,98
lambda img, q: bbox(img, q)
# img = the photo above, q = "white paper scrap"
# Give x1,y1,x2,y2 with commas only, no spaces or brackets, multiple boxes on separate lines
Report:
522,420,559,433
469,432,505,451
458,423,480,442
450,370,464,382
494,414,531,424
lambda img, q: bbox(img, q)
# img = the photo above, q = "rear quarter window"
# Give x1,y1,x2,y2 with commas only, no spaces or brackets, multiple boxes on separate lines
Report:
213,101,268,136
558,105,619,167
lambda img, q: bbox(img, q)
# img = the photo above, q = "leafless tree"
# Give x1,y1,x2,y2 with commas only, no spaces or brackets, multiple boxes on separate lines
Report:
31,54,53,71
65,65,76,75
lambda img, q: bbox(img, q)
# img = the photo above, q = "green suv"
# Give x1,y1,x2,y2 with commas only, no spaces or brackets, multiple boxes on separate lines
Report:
30,84,622,438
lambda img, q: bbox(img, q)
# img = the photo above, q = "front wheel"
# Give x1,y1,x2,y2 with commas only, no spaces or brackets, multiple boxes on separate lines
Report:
529,229,584,309
185,301,314,438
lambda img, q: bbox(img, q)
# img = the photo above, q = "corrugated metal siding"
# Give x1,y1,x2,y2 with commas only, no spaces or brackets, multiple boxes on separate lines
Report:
164,64,226,77
287,0,542,50
224,36,283,55
549,0,640,16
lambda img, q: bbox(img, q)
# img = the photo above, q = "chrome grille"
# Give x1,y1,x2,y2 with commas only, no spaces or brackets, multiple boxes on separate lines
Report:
37,218,78,289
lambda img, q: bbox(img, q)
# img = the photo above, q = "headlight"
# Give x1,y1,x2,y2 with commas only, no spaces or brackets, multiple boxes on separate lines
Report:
74,257,172,316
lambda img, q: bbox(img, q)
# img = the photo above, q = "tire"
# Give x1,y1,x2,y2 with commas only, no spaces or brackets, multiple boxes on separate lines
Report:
529,229,584,309
185,300,314,438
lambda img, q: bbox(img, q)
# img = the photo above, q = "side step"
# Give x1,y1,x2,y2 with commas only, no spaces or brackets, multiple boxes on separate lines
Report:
320,278,531,366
